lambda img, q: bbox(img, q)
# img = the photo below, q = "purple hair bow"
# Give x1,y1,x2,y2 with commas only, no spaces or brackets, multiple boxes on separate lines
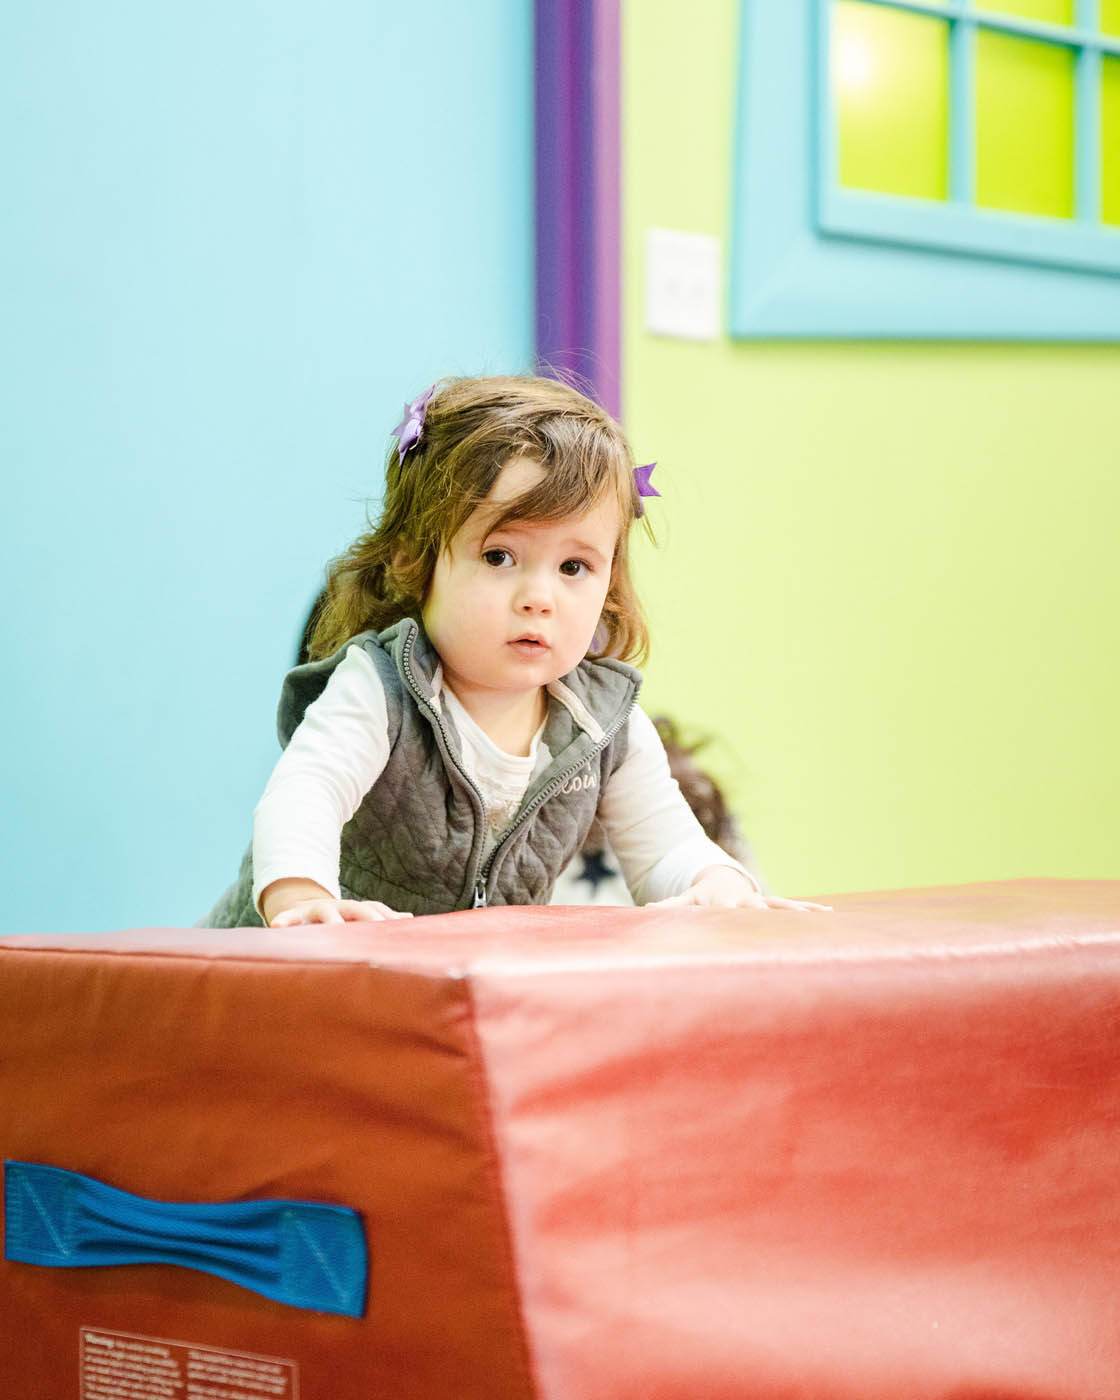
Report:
633,461,660,515
392,383,437,463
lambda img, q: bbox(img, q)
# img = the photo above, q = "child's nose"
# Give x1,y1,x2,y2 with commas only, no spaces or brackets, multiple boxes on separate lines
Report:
516,572,553,613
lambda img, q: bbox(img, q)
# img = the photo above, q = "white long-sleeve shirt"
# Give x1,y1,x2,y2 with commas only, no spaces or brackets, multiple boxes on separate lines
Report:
252,645,754,914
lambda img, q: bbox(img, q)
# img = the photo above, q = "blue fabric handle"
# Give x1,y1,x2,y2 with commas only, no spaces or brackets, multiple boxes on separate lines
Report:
3,1161,367,1317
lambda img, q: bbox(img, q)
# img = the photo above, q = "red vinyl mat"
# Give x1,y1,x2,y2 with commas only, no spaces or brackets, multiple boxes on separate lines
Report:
2,878,1118,1399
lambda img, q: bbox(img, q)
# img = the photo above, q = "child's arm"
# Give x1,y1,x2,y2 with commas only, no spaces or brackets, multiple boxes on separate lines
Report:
253,647,411,926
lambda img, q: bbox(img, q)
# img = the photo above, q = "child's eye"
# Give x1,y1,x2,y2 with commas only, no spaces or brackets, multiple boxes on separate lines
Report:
559,558,590,578
482,548,513,568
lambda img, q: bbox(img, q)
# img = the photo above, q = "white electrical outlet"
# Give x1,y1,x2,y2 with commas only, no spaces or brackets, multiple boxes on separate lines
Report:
644,227,721,341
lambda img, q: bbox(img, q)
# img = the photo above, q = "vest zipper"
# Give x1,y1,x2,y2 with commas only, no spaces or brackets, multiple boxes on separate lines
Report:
474,702,635,899
400,628,492,907
401,623,636,911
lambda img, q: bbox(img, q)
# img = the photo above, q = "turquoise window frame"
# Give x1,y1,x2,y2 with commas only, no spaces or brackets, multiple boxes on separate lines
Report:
729,0,1120,337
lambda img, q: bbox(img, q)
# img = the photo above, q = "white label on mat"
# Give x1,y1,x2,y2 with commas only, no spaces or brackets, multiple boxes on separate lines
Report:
80,1328,298,1400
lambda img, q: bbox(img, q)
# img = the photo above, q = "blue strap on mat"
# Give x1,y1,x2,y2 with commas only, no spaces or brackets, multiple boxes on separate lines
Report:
3,1160,367,1317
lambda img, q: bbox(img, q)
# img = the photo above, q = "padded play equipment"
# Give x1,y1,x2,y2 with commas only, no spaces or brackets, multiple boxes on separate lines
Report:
2,879,1119,1399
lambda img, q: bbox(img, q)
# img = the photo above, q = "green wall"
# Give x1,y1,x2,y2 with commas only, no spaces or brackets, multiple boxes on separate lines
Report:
624,0,1120,897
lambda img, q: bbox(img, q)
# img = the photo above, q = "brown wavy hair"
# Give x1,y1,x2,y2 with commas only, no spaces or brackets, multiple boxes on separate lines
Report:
306,374,652,664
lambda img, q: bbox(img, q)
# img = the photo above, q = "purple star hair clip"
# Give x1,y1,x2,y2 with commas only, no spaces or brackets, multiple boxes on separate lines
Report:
633,461,660,516
392,383,437,464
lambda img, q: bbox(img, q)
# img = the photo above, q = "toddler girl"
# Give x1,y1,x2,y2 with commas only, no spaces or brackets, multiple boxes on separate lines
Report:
205,375,827,926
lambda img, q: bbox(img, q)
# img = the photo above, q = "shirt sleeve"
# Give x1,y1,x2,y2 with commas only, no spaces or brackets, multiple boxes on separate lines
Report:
596,706,761,906
251,645,391,914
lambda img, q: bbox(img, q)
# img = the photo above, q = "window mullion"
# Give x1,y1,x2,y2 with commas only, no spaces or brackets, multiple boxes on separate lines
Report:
949,14,977,204
1076,0,1102,221
1076,43,1103,222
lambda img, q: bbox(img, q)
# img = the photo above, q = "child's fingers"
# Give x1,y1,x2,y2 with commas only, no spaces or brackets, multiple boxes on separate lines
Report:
649,893,832,914
336,900,413,922
294,902,348,925
269,906,320,927
270,899,411,926
362,902,412,921
649,892,770,910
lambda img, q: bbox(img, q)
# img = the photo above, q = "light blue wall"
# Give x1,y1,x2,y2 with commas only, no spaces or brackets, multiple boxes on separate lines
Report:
0,2,533,932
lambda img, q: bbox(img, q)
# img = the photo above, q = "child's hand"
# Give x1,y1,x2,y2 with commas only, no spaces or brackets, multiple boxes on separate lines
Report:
269,897,413,927
261,877,413,926
651,865,832,913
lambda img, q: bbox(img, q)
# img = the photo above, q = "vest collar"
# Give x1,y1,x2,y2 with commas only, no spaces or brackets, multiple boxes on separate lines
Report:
383,616,641,742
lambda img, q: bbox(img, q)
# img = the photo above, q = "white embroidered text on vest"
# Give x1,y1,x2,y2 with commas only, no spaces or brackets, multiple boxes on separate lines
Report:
560,768,598,795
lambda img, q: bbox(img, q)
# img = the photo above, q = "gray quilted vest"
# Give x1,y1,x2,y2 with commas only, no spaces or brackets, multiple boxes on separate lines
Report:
202,617,640,926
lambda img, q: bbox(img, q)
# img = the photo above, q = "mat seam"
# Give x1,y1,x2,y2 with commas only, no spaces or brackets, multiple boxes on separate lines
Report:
459,975,542,1400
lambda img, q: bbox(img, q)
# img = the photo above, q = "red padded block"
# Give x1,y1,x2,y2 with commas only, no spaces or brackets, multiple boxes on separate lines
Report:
2,879,1119,1399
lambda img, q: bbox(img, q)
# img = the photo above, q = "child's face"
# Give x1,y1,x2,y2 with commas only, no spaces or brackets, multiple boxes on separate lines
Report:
422,457,620,707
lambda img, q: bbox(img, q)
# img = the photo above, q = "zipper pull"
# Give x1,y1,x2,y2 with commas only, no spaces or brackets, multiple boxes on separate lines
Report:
473,881,487,909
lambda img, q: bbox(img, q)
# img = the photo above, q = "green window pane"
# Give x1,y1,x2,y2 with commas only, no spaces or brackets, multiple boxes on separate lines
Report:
1104,58,1120,225
975,31,1074,218
833,0,948,200
974,0,1073,24
1102,0,1120,37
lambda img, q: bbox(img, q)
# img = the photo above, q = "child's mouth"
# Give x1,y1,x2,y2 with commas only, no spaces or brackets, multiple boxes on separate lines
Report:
509,637,548,656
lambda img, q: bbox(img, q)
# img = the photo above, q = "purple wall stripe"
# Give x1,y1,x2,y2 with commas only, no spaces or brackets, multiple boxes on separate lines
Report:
591,0,621,420
535,0,622,420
